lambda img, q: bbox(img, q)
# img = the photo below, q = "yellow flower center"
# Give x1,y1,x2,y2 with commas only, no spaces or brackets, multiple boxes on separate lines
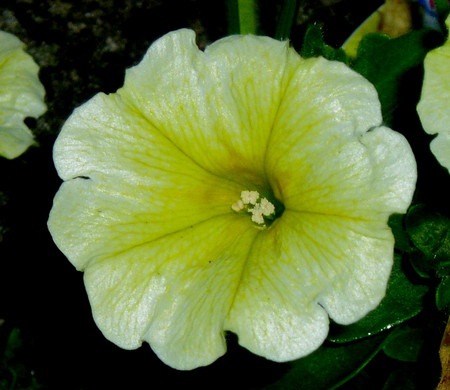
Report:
231,190,276,226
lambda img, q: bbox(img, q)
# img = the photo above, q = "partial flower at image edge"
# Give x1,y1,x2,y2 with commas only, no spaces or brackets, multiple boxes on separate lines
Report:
417,14,450,173
0,30,46,160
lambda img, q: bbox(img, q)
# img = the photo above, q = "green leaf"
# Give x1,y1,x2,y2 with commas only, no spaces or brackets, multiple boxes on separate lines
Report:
300,24,349,64
405,204,450,277
408,251,434,278
262,333,387,390
329,255,428,343
382,326,424,362
406,204,450,257
436,276,450,311
388,213,414,252
352,29,441,125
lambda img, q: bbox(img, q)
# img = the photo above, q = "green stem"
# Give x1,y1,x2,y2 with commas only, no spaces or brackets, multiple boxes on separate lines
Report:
226,0,240,35
238,0,258,35
226,0,258,35
275,0,300,41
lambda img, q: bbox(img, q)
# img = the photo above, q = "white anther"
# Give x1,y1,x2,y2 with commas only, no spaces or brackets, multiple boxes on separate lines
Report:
250,210,265,224
231,199,244,212
260,198,276,216
241,190,259,205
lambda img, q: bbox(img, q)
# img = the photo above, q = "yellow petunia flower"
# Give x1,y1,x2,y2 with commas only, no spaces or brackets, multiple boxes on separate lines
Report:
48,29,417,370
0,30,46,159
417,15,450,172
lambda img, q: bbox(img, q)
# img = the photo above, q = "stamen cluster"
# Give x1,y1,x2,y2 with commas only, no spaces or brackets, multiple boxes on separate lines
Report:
231,190,276,225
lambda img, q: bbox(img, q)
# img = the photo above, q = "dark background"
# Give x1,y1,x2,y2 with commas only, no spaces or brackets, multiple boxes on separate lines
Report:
2,1,431,389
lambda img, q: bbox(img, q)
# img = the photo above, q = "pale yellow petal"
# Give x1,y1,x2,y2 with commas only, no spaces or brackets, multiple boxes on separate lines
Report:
224,57,416,358
120,29,295,187
0,125,35,159
300,212,393,324
224,201,397,360
266,57,383,207
225,216,329,361
417,16,450,171
83,215,257,369
49,92,247,270
0,30,46,159
266,56,415,219
200,34,293,182
430,132,450,171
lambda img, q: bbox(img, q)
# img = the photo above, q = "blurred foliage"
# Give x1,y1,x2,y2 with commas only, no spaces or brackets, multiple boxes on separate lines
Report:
0,327,43,390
